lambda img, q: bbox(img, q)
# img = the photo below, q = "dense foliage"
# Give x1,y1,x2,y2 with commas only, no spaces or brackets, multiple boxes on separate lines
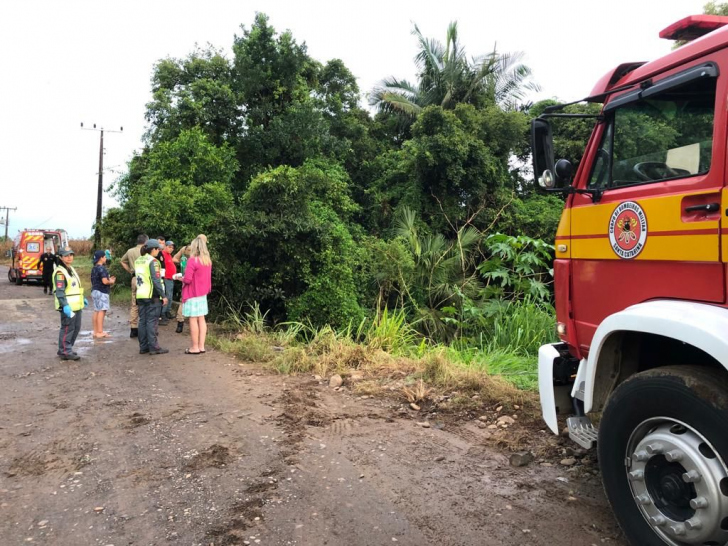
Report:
103,13,564,352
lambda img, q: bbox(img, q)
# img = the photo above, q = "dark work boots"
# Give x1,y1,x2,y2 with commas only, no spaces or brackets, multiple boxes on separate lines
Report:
176,322,183,334
130,328,139,338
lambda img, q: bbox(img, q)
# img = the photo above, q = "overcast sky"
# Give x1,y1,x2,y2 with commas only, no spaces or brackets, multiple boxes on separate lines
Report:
0,0,707,239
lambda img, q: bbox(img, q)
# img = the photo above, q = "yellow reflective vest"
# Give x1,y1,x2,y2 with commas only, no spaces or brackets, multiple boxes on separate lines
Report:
53,265,84,311
134,254,163,299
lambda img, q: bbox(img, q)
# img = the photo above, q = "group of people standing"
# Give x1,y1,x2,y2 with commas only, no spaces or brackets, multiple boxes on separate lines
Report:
49,233,212,361
119,234,213,355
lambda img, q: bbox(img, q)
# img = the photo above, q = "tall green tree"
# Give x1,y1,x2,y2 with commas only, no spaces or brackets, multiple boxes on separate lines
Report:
368,103,527,233
107,127,238,246
370,22,539,119
145,47,238,147
229,159,363,328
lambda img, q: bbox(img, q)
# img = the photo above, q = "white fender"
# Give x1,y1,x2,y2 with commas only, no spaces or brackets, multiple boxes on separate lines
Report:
584,300,728,413
538,343,562,434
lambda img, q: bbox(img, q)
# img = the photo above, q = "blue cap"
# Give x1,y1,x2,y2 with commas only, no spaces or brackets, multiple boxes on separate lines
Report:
93,250,106,264
145,240,161,249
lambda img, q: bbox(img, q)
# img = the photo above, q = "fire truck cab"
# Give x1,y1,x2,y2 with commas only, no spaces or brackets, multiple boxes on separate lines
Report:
532,15,728,546
8,229,69,285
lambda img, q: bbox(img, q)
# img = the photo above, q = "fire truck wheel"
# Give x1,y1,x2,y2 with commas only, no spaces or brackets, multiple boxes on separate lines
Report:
599,366,728,546
15,271,23,285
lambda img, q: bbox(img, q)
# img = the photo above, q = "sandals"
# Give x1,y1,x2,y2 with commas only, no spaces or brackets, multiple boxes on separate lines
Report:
185,349,201,355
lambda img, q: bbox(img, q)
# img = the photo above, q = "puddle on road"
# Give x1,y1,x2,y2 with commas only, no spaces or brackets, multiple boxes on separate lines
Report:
0,337,33,354
0,329,119,355
74,330,121,353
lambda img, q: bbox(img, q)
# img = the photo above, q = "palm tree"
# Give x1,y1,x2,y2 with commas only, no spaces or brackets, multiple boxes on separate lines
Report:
394,207,482,340
370,21,539,118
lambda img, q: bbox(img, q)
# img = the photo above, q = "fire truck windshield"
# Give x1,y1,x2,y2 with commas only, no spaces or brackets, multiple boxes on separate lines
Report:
588,75,716,189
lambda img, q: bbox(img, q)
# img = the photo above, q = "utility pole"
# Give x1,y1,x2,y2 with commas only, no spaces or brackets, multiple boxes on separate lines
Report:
0,206,17,241
81,123,123,247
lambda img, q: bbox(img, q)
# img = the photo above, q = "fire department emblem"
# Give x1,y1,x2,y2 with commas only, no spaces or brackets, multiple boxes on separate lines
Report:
608,201,647,259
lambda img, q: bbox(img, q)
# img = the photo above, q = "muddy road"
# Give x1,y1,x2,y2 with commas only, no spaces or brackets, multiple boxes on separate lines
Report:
0,265,626,546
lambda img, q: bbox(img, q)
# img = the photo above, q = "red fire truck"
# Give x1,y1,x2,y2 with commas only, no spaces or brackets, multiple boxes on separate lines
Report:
8,229,69,284
532,15,728,546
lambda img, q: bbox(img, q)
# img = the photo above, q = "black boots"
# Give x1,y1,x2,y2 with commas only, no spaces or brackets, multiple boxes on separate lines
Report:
176,322,183,334
130,328,139,338
60,354,80,361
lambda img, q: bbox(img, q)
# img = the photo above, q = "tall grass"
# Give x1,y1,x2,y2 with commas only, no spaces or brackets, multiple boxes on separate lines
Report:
357,307,421,355
210,298,555,393
69,239,94,256
481,299,556,356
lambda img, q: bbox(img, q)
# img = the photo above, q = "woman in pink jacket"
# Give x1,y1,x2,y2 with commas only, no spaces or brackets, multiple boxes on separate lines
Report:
175,235,212,354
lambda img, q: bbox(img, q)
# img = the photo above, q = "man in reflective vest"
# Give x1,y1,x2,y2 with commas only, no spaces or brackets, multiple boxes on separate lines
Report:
120,234,148,338
54,247,87,360
134,240,169,355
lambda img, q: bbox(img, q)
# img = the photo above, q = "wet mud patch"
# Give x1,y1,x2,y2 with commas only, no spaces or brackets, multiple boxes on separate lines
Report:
245,480,278,494
184,444,232,470
6,454,56,477
125,412,150,428
277,389,333,432
203,523,249,546
6,444,83,477
232,498,265,519
203,499,265,545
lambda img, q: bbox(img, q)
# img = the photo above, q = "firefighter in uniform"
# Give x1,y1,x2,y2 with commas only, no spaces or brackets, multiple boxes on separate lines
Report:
53,247,87,360
39,246,55,295
134,239,169,355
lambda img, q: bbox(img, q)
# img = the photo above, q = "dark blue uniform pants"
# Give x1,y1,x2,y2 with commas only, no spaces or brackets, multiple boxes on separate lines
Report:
58,310,82,356
137,299,162,352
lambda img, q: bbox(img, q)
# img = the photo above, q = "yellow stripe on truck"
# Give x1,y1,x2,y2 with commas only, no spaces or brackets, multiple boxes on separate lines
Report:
571,234,717,261
568,192,720,262
554,208,571,259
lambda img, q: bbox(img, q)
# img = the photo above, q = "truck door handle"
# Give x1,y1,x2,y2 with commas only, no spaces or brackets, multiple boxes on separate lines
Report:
684,203,719,213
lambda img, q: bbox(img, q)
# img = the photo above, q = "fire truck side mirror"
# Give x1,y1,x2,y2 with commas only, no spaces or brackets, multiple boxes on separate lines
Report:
531,118,557,189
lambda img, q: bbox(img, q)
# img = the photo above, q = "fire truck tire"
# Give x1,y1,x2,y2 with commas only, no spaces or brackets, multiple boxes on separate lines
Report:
15,271,23,285
599,366,728,546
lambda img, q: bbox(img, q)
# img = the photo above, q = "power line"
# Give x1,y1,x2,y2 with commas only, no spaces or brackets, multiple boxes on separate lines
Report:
34,215,56,229
81,122,123,248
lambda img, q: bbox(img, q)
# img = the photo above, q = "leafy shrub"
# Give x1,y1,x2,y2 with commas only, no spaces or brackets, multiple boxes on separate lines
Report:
478,233,554,301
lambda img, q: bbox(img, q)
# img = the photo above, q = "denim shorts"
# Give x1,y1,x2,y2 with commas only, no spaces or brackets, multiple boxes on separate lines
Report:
91,290,110,311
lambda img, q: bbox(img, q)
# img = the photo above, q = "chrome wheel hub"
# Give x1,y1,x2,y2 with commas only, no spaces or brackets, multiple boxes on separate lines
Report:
626,418,728,545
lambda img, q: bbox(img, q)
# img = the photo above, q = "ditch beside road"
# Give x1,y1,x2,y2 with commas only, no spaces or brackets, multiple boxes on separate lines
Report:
0,265,626,546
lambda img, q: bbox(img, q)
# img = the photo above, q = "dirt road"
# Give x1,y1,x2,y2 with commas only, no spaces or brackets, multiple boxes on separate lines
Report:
0,265,626,546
